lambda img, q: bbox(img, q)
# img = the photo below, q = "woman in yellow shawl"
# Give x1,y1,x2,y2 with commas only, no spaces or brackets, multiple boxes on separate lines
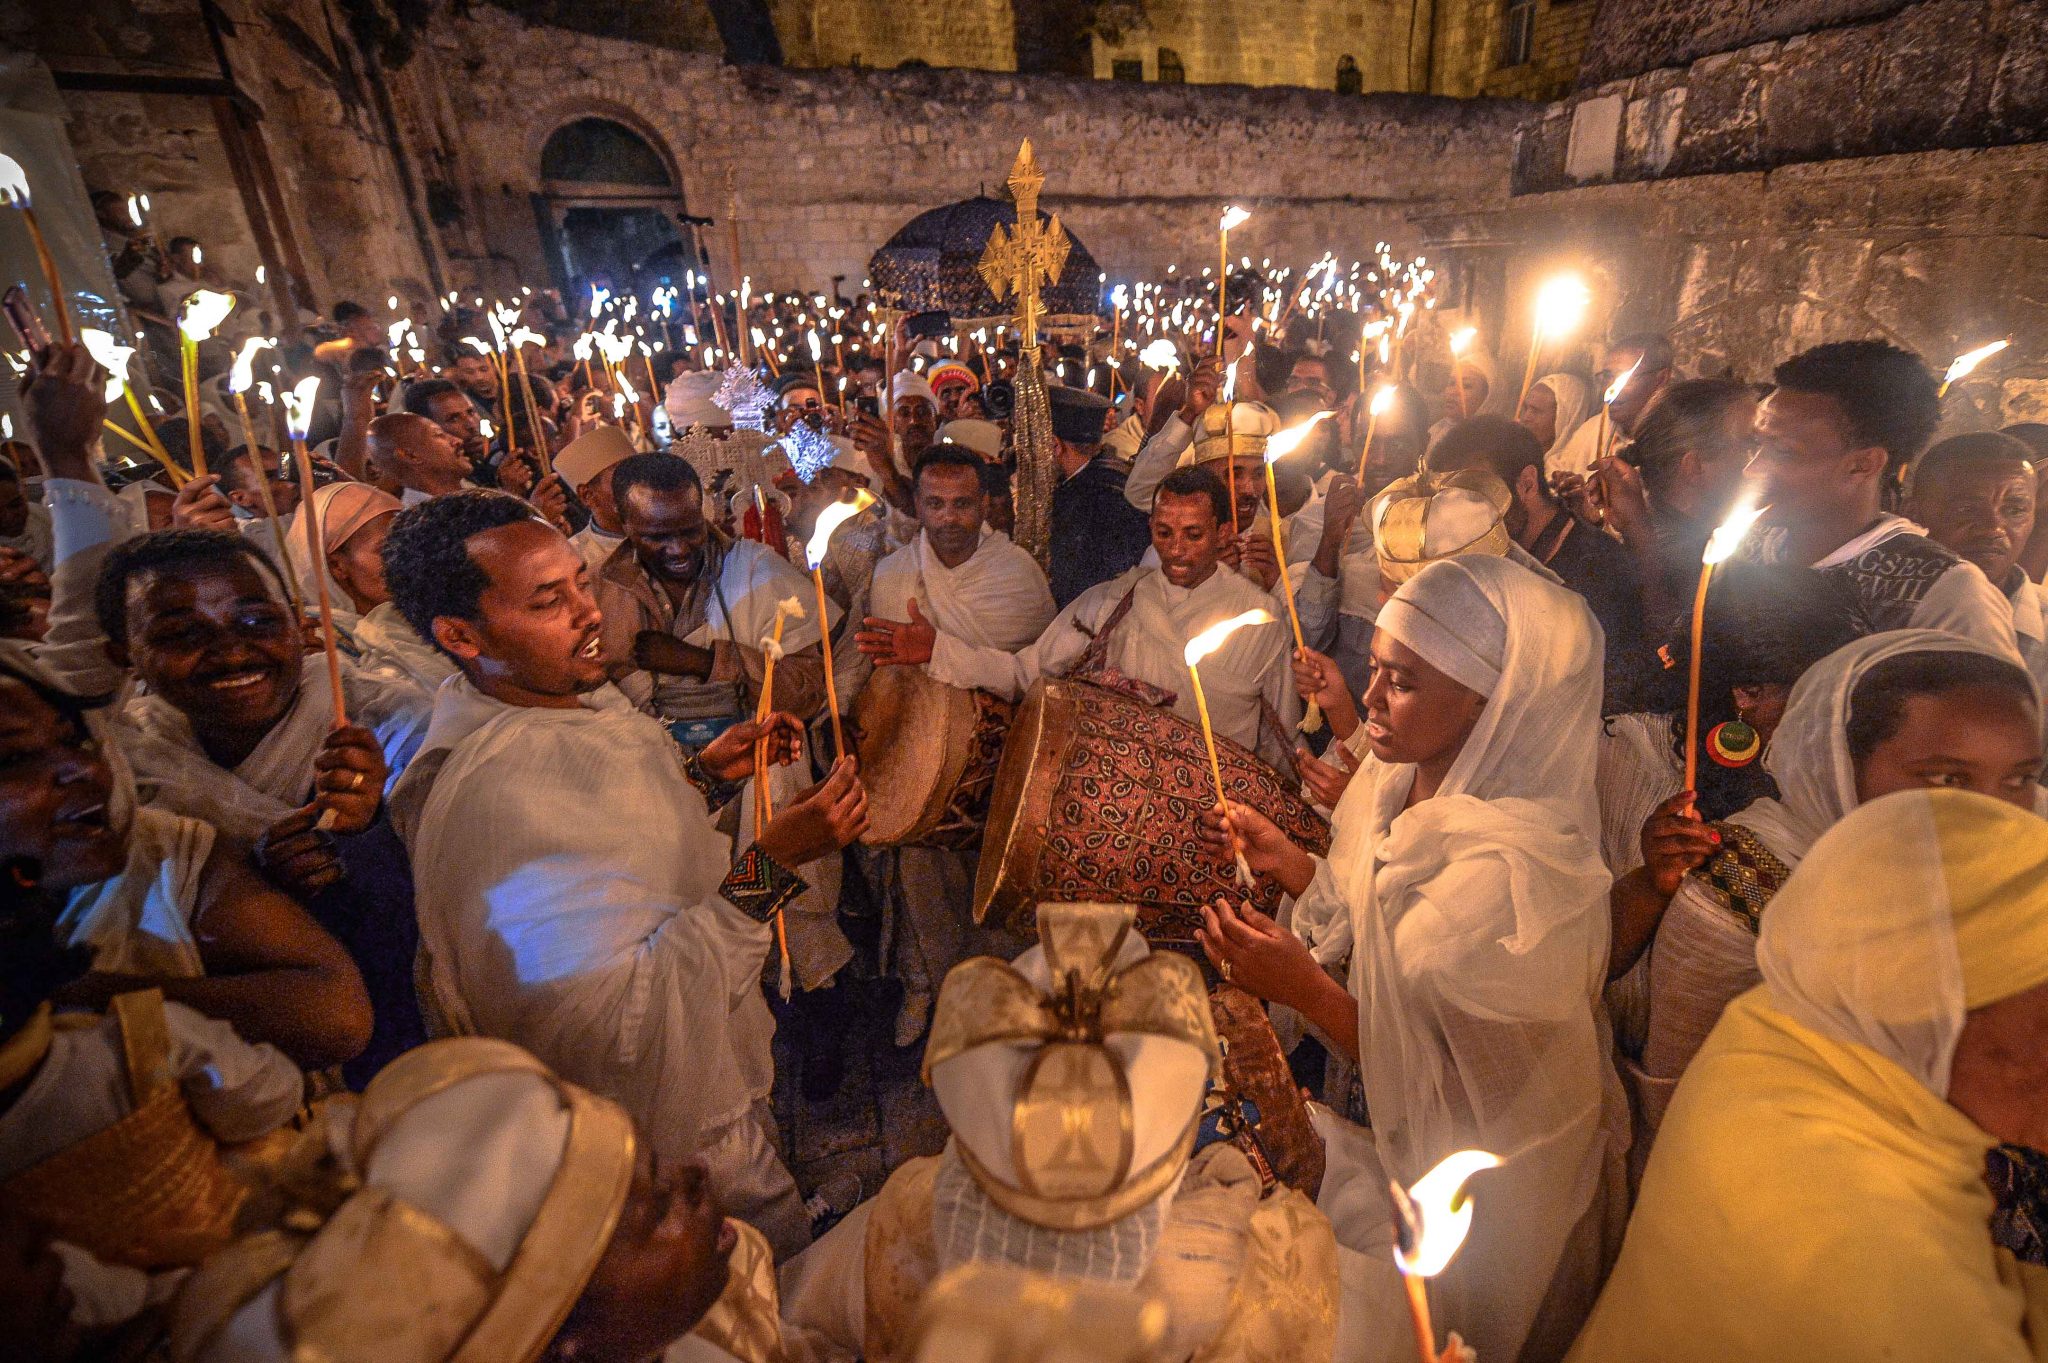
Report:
1569,787,2048,1362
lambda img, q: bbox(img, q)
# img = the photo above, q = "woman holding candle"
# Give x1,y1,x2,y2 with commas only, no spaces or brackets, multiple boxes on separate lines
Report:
1601,630,2041,1176
1195,554,1625,1363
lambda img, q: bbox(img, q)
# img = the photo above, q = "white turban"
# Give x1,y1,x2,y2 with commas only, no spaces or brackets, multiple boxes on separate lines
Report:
665,370,728,431
892,369,937,408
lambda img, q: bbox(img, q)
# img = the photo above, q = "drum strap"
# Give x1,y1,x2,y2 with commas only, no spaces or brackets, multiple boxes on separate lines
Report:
1071,584,1141,678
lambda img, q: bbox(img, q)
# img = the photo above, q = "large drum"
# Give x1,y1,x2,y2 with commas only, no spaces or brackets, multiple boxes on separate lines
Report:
853,665,1012,849
974,677,1332,941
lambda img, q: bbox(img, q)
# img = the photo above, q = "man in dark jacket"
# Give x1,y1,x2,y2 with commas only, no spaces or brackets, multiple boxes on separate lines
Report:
1046,385,1150,608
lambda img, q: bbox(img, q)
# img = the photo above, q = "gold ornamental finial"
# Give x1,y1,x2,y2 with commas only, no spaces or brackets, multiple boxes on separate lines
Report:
978,139,1070,350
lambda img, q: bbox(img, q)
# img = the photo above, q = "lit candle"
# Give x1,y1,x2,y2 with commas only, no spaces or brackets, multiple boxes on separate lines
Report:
755,594,807,1000
280,377,348,732
1355,384,1394,484
0,154,73,343
1940,339,2010,398
81,327,184,483
1266,412,1335,733
1184,608,1276,890
1596,357,1641,463
177,289,236,477
1448,326,1476,419
225,335,303,613
1390,1149,1504,1363
507,325,552,473
1515,274,1589,413
1684,496,1768,803
1216,206,1250,358
805,489,877,758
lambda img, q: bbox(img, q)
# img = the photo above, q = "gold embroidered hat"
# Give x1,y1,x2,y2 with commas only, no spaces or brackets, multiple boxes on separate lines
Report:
1190,399,1279,464
1370,467,1514,586
169,1037,635,1363
904,1262,1171,1363
923,903,1221,1232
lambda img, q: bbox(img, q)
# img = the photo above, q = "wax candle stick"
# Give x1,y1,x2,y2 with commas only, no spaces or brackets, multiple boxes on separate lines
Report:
0,155,74,344
1391,1149,1504,1363
805,489,877,759
755,595,806,1000
1264,411,1335,731
177,290,236,477
1184,608,1275,890
1685,497,1768,805
280,377,348,731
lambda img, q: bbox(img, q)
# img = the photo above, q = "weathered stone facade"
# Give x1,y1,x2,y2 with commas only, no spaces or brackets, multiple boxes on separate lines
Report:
1420,0,2048,424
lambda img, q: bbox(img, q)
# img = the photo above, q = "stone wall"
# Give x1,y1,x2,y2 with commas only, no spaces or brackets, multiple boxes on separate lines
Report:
425,6,1527,296
1429,0,1599,101
1515,0,2048,192
770,0,1017,72
1087,1,1409,92
1578,0,1917,85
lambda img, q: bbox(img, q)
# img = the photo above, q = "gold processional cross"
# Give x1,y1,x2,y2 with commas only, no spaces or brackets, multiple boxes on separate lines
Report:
977,139,1070,350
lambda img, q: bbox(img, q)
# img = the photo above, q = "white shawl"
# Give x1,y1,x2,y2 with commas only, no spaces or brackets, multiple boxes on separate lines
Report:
116,656,430,843
353,601,458,698
402,678,776,1168
1301,556,1622,1363
879,527,1055,661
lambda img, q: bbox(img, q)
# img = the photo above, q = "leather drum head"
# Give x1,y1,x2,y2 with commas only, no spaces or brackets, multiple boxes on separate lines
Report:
855,665,977,845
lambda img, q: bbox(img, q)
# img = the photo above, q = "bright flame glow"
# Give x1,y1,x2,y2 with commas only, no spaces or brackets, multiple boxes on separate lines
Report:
461,336,490,355
227,336,275,394
1703,495,1767,566
1448,326,1476,357
805,489,878,569
1603,357,1642,407
1139,339,1180,374
1369,385,1396,417
1945,339,2010,385
177,289,236,342
80,329,137,402
1184,609,1275,668
1266,411,1335,463
281,376,321,441
760,595,807,655
1219,206,1251,233
1531,274,1590,340
1391,1149,1503,1278
589,285,610,319
807,332,822,362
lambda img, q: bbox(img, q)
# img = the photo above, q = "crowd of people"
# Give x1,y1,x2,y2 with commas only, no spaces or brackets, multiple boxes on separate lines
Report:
2,212,2047,1363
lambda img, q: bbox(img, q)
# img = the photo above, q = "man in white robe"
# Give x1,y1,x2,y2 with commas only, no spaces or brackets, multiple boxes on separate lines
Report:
381,490,870,1259
553,422,636,576
942,464,1301,772
850,446,1055,1043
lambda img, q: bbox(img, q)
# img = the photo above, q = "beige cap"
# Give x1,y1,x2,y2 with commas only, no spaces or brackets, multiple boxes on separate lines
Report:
553,424,637,493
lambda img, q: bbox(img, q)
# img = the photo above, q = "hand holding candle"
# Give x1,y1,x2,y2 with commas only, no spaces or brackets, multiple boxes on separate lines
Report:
1184,608,1276,890
1684,496,1768,806
1215,206,1250,358
0,153,73,344
806,489,877,759
281,376,348,731
1390,1149,1503,1363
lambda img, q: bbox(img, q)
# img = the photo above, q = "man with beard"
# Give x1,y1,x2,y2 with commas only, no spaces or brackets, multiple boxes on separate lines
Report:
446,347,502,419
366,412,475,507
402,377,492,485
382,490,868,1258
960,465,1299,771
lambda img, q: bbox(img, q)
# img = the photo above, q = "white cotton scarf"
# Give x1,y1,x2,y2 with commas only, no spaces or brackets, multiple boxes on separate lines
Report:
907,528,1055,652
1307,556,1621,1363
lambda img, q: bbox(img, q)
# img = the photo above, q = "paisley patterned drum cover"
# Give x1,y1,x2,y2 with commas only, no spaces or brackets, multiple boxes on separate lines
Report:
973,678,1332,942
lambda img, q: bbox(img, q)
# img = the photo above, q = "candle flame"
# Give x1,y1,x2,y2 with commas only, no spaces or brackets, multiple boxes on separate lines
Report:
589,285,610,319
1184,608,1275,668
178,289,236,342
1369,385,1396,417
806,488,878,569
478,417,494,441
1139,339,1180,374
281,376,321,441
1390,1149,1503,1278
1944,339,2009,385
1603,357,1642,407
1219,205,1251,233
228,336,275,394
807,332,822,362
80,328,137,403
461,336,489,355
1448,326,1476,358
1266,411,1335,463
1531,274,1590,340
1702,495,1767,566
762,594,808,654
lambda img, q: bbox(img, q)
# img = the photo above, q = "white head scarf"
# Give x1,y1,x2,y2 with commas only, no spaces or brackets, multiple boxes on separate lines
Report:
1736,629,2042,865
1533,373,1593,465
1317,555,1619,1363
1757,788,2048,1096
285,480,402,630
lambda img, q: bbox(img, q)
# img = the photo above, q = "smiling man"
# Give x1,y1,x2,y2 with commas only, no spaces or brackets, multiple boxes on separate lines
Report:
966,464,1299,770
381,490,869,1258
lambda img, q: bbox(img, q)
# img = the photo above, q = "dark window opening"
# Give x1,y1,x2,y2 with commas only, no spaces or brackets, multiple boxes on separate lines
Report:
1499,0,1537,68
1335,53,1362,93
1158,47,1185,83
1111,58,1145,81
540,118,671,187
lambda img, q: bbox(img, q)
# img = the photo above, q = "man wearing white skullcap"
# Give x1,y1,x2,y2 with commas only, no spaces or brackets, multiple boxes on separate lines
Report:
552,424,638,576
169,1038,785,1363
780,903,1337,1362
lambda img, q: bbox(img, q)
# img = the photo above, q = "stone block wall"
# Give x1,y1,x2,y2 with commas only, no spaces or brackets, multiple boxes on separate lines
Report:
1428,0,1596,101
1087,0,1410,93
1516,0,2048,191
770,0,1018,72
1418,140,2048,428
425,6,1526,297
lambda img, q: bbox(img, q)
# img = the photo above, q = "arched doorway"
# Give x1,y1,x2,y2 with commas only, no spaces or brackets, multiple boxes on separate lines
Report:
535,116,689,302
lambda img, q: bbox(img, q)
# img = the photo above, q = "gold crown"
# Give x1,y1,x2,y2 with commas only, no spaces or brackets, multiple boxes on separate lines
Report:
924,903,1220,1231
1370,467,1513,586
1191,400,1277,464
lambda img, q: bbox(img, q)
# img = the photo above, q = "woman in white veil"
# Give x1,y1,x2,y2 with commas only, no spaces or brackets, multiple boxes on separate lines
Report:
1198,554,1625,1363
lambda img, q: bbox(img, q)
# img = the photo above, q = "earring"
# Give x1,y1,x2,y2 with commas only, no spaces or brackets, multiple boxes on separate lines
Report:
1706,718,1761,768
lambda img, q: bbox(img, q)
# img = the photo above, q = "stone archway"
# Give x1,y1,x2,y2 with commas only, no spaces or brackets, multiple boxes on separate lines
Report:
533,113,690,302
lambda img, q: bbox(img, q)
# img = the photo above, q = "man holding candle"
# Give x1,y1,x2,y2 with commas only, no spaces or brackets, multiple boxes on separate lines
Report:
1745,340,2019,657
382,490,867,1258
958,464,1301,772
1545,333,1675,481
